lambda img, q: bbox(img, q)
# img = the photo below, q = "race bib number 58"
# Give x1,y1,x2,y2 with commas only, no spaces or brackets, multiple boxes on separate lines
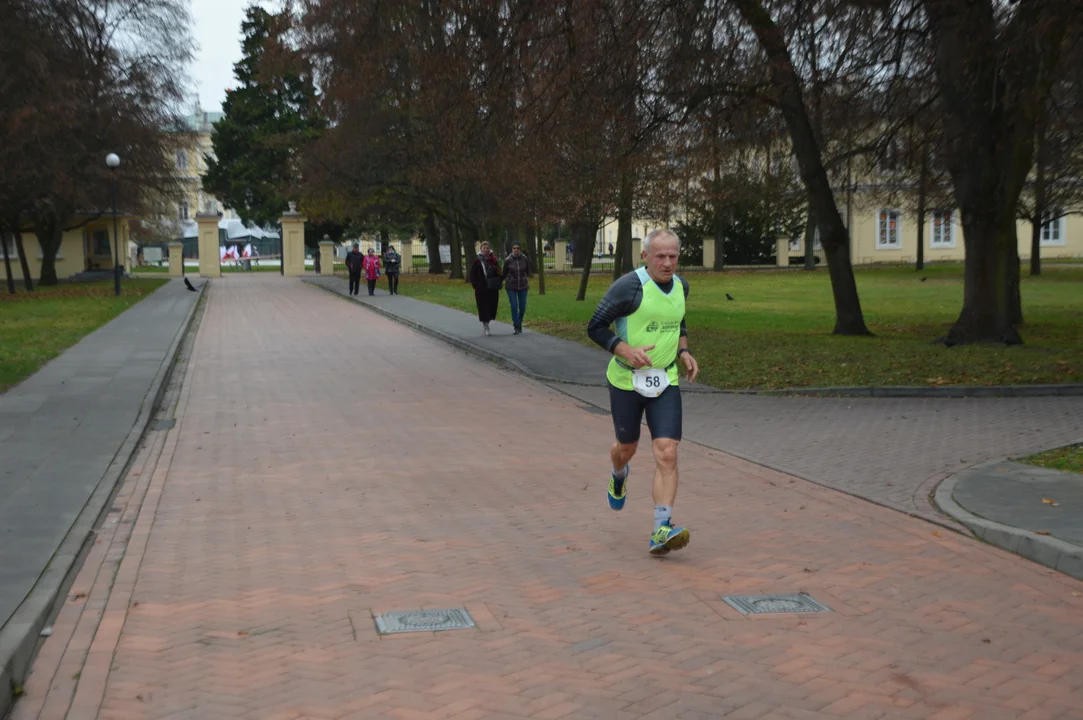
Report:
632,367,670,398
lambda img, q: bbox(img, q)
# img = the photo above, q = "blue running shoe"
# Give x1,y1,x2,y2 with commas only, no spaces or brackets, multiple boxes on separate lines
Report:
607,469,627,511
649,523,690,555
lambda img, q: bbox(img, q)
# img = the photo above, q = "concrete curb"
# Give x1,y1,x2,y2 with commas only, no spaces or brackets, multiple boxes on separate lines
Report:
933,461,1083,582
0,280,206,716
303,278,722,393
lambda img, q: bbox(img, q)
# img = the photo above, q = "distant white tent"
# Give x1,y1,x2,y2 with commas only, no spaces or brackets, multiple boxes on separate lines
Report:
180,218,280,242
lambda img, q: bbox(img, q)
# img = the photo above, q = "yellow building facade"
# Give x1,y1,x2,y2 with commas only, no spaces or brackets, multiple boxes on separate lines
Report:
3,216,133,282
171,105,233,224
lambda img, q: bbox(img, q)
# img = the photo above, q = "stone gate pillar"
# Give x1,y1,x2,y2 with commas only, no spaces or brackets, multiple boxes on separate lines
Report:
168,241,184,277
197,213,221,278
400,240,413,273
280,204,307,277
776,238,790,267
318,238,335,275
554,240,568,271
631,238,642,266
702,238,716,270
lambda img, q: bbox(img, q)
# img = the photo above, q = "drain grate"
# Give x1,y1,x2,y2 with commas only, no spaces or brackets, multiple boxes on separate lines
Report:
152,418,175,431
722,593,831,615
374,608,476,635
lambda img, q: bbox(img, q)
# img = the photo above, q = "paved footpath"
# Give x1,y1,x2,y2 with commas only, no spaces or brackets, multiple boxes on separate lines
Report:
13,275,1083,720
1,280,201,668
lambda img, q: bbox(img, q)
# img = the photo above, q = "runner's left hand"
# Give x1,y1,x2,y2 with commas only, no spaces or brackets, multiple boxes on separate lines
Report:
681,352,699,384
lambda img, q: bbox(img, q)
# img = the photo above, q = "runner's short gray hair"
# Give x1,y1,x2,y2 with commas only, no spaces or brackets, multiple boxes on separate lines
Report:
643,228,680,254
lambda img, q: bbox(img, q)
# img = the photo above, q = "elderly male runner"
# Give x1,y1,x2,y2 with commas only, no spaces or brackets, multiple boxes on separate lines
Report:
587,229,700,555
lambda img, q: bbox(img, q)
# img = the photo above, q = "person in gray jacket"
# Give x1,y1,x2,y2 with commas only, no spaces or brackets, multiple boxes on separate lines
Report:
503,242,531,334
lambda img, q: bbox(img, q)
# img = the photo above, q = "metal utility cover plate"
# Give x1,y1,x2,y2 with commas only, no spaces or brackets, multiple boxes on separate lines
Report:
722,593,832,615
153,418,176,431
374,608,476,635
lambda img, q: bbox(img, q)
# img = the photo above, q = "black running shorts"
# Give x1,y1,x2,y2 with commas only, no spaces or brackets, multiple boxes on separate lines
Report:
608,382,682,445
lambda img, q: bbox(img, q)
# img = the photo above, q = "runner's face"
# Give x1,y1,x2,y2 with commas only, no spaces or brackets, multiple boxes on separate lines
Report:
644,236,679,283
512,246,521,256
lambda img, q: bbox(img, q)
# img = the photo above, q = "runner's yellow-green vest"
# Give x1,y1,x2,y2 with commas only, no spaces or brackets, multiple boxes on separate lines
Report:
606,267,685,391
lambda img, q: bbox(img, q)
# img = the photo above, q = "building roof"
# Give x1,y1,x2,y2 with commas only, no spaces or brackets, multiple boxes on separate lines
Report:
179,110,225,134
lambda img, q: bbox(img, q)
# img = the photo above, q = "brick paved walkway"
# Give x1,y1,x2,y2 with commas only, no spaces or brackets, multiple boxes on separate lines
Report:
14,276,1083,720
307,275,1083,525
551,385,1083,523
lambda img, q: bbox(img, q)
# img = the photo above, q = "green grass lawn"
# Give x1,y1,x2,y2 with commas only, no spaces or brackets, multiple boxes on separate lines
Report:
398,263,1083,390
0,279,168,393
1020,443,1083,474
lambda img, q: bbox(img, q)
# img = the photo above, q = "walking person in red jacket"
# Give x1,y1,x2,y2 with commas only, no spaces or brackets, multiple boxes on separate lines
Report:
361,247,381,296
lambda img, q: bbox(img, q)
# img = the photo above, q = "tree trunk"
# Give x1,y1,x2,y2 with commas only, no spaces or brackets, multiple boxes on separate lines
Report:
444,216,463,280
379,227,390,255
944,210,1022,345
916,147,928,271
1029,216,1042,277
1009,236,1023,326
529,224,545,295
424,211,444,274
733,0,871,335
614,172,633,280
464,222,479,263
1030,130,1047,277
571,221,595,270
2,230,15,294
31,205,66,286
14,229,34,291
711,130,725,271
803,195,816,270
921,0,1068,344
573,223,594,301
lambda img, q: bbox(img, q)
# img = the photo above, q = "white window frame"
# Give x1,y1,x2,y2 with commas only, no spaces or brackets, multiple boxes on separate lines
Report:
176,150,188,171
877,209,902,249
1040,209,1066,246
178,200,189,221
930,210,955,249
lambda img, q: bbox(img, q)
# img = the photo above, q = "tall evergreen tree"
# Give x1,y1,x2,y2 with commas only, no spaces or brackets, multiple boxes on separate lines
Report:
202,7,323,228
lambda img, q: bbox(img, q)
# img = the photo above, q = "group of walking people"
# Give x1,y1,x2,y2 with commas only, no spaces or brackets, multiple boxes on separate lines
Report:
345,243,402,296
468,241,532,336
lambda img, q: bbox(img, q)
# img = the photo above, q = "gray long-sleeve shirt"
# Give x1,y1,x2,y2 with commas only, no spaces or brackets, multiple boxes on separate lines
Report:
587,271,689,353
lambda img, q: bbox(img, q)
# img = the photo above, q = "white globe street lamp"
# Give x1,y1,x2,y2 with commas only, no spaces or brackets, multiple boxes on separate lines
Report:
105,154,121,295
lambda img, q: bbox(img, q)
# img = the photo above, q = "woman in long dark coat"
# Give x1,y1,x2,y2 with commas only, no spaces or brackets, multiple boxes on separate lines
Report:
468,241,502,336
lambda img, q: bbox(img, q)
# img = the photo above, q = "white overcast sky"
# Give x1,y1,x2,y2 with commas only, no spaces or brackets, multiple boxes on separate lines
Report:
188,0,254,112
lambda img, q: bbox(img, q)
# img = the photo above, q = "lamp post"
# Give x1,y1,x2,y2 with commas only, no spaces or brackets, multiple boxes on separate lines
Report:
105,153,121,296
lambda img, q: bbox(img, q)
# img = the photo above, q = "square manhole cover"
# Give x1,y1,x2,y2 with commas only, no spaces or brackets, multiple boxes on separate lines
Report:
153,418,175,431
374,608,476,635
722,593,831,615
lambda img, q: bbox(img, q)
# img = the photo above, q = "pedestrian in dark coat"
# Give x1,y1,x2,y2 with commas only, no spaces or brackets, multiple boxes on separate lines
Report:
468,241,502,335
344,243,364,295
383,245,402,294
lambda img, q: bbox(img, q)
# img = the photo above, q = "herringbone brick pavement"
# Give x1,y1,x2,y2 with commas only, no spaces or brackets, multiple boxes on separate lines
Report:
14,275,1083,720
550,388,1083,524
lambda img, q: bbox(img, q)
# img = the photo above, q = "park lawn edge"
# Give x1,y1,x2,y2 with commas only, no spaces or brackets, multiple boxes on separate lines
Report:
0,278,168,393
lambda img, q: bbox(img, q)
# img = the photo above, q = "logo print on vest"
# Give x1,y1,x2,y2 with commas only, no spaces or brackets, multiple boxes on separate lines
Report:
645,321,659,332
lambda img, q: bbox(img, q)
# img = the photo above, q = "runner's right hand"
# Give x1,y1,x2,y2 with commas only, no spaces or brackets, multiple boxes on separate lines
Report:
616,343,655,369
